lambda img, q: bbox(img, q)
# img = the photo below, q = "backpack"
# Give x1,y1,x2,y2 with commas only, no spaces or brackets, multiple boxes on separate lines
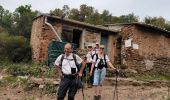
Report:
95,54,108,69
59,53,80,72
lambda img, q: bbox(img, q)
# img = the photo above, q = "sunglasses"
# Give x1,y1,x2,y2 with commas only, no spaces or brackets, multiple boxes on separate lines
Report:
100,48,104,49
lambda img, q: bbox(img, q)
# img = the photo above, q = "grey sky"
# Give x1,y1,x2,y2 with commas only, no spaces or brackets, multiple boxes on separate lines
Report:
1,0,170,21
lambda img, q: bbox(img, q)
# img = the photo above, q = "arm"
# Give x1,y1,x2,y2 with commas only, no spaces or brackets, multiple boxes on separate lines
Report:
107,61,117,73
107,61,116,69
78,60,86,77
105,55,116,71
90,62,95,76
54,64,62,80
54,55,62,80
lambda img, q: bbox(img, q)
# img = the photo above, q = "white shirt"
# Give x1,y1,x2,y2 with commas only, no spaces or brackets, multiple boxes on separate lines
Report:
86,51,93,63
92,54,110,67
54,53,83,75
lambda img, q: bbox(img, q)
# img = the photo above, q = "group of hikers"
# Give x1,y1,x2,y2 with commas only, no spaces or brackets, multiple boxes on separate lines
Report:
54,42,117,100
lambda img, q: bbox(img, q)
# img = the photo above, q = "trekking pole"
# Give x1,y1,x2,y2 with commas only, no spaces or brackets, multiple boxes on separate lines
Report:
82,85,86,100
77,76,85,100
113,70,119,100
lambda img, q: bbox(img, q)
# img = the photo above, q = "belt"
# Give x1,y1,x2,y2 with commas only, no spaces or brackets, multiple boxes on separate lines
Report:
63,74,77,79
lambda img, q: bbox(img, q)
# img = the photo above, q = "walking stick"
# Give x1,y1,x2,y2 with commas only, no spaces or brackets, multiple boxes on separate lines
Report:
113,70,119,100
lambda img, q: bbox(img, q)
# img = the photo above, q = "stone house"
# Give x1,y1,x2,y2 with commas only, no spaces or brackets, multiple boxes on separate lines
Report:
31,15,170,75
105,23,170,75
30,15,118,64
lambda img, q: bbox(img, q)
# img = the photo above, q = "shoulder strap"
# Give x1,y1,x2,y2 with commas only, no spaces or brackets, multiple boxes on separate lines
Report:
72,54,80,71
95,54,98,62
59,54,65,68
104,54,108,68
73,54,77,65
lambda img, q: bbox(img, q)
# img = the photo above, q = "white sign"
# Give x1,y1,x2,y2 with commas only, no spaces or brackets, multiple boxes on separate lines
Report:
133,43,139,49
125,39,132,47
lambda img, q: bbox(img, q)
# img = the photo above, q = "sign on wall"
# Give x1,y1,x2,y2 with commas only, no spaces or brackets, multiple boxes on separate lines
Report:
133,43,139,49
125,38,132,47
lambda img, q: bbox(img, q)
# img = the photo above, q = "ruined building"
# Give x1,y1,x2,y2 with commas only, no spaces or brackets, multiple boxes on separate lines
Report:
31,15,118,65
105,23,170,75
31,15,170,75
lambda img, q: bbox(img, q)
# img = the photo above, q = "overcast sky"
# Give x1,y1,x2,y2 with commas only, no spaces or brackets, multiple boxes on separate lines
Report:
1,0,170,21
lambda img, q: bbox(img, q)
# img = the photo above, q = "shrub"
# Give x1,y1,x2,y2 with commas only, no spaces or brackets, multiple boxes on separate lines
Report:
0,32,31,62
0,76,27,87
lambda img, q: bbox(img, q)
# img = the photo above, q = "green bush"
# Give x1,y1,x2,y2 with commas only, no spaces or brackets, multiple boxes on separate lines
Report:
1,62,57,78
0,32,31,62
0,76,27,87
45,84,57,93
135,74,170,81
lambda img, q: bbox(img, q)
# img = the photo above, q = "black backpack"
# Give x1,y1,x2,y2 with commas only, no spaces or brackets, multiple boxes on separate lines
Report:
95,54,108,69
59,53,80,72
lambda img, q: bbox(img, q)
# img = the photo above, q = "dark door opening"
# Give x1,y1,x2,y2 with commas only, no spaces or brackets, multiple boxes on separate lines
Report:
101,34,108,53
72,29,82,48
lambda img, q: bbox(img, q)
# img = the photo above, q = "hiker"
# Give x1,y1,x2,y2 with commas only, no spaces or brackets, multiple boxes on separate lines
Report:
54,43,86,100
84,44,95,87
92,42,100,55
90,45,117,100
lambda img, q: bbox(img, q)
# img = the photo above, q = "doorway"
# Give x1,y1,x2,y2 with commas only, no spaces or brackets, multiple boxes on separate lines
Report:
72,29,82,48
101,34,108,53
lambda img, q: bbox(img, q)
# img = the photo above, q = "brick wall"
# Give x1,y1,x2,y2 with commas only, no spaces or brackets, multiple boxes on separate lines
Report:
121,25,170,75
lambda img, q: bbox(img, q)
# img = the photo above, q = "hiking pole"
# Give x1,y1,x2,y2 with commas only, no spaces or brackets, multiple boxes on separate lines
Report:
113,70,118,100
82,85,86,100
77,76,86,100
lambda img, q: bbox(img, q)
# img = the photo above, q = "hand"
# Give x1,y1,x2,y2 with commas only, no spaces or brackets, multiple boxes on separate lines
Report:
89,71,92,76
112,68,118,74
57,73,62,80
78,72,82,77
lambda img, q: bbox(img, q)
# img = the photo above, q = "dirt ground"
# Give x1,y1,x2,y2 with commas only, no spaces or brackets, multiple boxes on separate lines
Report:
0,82,169,100
0,71,169,100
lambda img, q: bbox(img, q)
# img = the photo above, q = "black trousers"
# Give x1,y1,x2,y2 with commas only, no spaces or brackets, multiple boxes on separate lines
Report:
57,76,78,100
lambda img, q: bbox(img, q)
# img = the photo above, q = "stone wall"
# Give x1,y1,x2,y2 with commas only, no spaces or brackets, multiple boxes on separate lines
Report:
30,16,44,61
121,25,170,75
31,16,117,63
31,16,62,62
83,31,100,47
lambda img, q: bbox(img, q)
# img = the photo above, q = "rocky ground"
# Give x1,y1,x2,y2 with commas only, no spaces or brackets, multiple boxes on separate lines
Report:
0,76,169,100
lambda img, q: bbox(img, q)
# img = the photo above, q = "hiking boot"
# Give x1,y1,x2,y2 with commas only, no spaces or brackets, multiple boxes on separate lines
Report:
98,95,101,100
93,95,98,100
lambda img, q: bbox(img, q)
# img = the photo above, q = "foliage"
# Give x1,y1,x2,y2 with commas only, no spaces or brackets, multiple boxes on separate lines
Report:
118,64,128,69
0,76,27,87
144,16,170,31
50,4,140,25
13,5,37,39
167,96,170,100
0,62,56,78
135,74,170,81
0,32,31,62
45,84,57,94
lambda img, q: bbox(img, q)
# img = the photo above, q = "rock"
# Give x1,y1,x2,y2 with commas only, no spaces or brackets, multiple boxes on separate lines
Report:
39,84,45,89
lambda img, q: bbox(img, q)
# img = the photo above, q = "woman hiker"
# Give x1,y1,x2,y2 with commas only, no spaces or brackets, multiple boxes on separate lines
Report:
90,45,117,100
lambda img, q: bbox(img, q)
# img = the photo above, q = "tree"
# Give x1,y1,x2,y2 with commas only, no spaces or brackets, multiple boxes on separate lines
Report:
0,5,4,22
13,5,37,39
100,10,112,24
50,8,63,17
68,8,81,21
86,10,102,25
119,13,139,23
79,4,94,22
62,5,70,18
0,5,13,34
144,16,166,28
